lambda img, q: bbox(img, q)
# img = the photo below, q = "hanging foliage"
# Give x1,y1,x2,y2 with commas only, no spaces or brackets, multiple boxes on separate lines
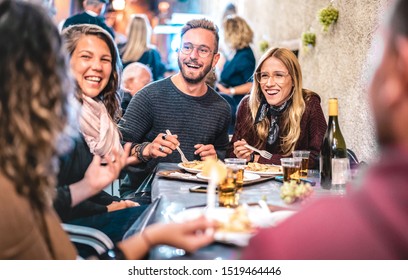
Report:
318,4,339,32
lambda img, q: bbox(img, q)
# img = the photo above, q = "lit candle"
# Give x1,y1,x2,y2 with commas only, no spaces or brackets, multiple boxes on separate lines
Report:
206,168,218,212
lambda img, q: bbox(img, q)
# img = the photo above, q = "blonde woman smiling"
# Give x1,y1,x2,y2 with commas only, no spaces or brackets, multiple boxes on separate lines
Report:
228,48,327,168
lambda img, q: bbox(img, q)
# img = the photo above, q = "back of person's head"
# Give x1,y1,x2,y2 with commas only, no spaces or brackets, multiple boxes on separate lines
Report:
223,15,253,50
222,3,237,20
62,24,122,120
84,0,106,8
389,0,408,40
0,0,76,209
180,18,220,54
122,62,153,95
122,14,151,62
83,0,107,15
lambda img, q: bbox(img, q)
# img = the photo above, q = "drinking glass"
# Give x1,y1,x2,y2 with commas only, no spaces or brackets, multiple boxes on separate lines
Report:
280,158,302,183
224,158,246,193
292,150,310,178
218,160,245,208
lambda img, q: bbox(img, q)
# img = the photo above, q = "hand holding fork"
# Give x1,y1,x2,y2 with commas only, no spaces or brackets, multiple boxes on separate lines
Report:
166,130,188,163
244,144,273,160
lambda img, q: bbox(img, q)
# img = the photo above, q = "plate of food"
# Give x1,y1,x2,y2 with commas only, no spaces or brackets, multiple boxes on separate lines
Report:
171,206,295,246
178,160,205,174
245,162,283,177
196,172,261,182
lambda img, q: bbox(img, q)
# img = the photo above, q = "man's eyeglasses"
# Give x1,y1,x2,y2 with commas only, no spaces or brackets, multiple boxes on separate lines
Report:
179,43,214,58
255,71,290,84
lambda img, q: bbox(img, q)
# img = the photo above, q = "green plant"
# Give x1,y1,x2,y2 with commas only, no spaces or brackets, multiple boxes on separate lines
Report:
302,32,316,47
318,4,339,32
259,40,269,53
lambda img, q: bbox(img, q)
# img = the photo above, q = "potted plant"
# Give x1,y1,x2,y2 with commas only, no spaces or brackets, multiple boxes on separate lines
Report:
318,4,339,32
259,40,270,53
302,31,316,51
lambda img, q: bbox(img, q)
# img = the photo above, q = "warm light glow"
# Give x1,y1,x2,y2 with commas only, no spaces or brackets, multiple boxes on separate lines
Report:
112,0,126,11
158,1,170,13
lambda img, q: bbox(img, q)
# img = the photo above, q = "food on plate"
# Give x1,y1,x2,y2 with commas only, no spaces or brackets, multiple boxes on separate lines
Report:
245,162,282,173
280,181,313,204
215,206,253,233
181,160,205,170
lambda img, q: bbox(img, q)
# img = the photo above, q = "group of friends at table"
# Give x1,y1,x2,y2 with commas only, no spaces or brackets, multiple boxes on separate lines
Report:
0,0,407,260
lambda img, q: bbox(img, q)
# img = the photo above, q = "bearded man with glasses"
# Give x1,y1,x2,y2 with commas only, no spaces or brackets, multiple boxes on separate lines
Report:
118,18,231,197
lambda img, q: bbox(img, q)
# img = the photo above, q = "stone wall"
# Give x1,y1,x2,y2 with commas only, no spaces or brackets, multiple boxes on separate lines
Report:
201,0,391,163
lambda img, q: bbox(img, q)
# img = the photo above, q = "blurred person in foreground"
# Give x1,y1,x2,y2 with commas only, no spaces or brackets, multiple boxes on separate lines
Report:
242,0,408,259
118,18,231,197
121,62,153,114
228,47,327,168
62,0,115,39
0,0,213,260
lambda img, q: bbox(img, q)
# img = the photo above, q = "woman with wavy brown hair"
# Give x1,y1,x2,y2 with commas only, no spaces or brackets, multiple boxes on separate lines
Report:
227,47,327,168
0,0,122,259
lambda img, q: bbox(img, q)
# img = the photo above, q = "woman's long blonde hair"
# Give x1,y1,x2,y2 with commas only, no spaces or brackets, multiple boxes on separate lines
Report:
121,14,151,63
249,48,306,155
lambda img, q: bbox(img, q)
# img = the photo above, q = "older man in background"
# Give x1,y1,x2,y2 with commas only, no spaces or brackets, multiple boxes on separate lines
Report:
62,0,114,39
121,62,153,114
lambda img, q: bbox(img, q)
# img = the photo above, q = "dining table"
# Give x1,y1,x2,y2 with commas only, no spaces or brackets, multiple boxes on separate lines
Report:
123,162,343,260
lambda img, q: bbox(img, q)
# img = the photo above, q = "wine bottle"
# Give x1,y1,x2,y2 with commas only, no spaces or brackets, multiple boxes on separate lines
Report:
320,98,348,189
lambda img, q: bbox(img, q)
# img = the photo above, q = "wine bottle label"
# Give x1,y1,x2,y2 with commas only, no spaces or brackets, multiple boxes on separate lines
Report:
331,158,350,185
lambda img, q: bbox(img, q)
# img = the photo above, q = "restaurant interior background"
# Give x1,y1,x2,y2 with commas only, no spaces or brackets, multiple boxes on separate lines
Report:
52,0,391,164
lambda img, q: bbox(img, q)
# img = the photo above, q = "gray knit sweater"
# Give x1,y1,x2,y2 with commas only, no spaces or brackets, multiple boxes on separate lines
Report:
118,77,231,192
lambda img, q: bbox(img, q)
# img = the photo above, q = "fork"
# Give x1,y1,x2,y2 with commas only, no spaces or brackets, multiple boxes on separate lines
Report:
244,144,273,159
166,129,188,163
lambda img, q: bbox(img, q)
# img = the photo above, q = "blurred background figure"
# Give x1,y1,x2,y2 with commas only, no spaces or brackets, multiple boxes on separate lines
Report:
121,62,153,114
62,0,115,39
221,2,237,20
217,15,255,106
120,14,166,81
216,15,256,134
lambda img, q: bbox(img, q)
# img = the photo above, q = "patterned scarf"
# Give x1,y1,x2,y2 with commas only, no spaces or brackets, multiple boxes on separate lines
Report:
254,95,292,145
80,95,123,157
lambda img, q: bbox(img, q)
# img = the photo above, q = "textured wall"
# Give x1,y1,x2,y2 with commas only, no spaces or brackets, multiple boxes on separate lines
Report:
201,0,391,163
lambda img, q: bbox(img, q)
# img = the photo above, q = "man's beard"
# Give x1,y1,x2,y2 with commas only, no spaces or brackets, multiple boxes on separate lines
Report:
178,57,213,84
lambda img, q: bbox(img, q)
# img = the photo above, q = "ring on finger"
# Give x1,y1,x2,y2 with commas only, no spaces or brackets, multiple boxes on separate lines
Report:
162,134,167,140
159,145,165,152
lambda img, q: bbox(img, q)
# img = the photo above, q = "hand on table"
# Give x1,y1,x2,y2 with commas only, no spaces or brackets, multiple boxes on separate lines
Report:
194,144,217,160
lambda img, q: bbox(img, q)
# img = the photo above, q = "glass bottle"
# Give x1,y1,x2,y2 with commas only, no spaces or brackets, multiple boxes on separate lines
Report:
320,98,348,190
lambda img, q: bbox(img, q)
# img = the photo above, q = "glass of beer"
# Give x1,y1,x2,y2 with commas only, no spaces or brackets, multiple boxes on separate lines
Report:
218,165,239,208
280,158,302,183
224,158,246,193
292,150,310,178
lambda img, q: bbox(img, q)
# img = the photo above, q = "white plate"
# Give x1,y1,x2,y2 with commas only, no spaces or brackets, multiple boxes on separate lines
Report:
171,207,296,246
245,165,283,177
196,172,261,182
177,162,202,174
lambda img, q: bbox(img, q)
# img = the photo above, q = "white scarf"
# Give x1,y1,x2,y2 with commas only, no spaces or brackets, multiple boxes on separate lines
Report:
79,95,123,157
